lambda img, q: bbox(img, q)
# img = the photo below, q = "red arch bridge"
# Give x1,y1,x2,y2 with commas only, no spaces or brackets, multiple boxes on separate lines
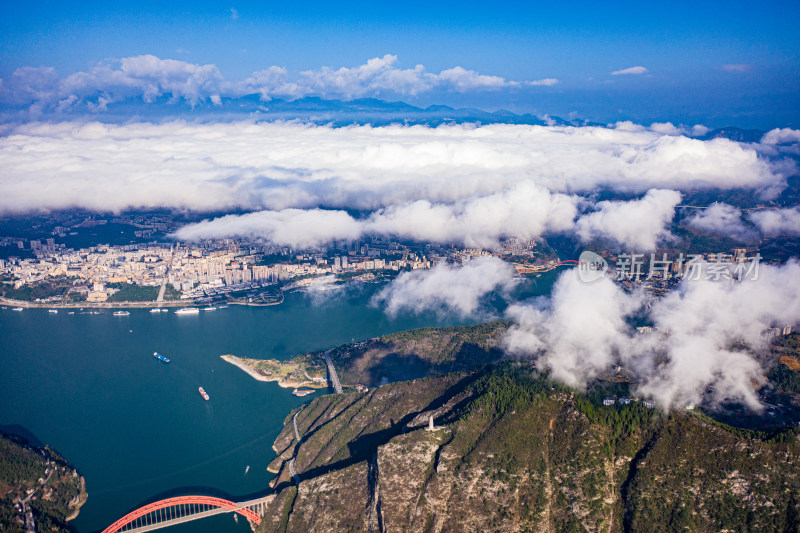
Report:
102,494,275,532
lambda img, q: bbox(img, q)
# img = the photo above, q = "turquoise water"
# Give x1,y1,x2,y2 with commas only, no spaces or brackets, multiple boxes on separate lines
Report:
0,273,559,532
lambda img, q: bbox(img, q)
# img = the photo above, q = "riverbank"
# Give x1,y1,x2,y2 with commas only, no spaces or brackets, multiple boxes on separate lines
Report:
0,296,286,309
220,355,328,389
0,296,188,309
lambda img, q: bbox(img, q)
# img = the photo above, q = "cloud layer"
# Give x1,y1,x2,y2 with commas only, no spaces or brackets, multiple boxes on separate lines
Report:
505,261,800,410
3,120,794,249
2,121,785,211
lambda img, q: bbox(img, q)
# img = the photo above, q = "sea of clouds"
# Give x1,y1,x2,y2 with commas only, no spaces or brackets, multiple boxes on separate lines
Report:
2,120,797,250
2,119,799,410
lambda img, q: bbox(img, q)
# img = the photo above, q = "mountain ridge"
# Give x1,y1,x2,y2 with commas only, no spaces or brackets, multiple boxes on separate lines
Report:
257,363,800,532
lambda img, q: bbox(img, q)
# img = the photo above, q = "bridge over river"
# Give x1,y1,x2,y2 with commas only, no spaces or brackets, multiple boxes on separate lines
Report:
101,494,274,533
104,350,344,531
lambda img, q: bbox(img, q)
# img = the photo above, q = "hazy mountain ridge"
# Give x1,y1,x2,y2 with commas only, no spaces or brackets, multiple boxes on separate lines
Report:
0,94,639,130
259,364,800,533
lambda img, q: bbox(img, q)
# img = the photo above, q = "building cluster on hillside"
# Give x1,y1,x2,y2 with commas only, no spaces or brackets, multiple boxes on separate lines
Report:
1,235,449,302
0,212,566,303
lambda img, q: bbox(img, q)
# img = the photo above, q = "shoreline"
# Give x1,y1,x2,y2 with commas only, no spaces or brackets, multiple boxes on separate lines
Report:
220,354,328,389
0,296,284,309
220,355,272,382
0,296,188,309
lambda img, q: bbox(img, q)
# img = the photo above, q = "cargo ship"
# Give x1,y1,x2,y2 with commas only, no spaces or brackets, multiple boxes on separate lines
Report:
198,386,210,400
153,352,170,363
175,308,200,315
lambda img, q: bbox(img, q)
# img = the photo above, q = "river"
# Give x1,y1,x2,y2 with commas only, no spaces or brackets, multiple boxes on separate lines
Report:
0,273,558,532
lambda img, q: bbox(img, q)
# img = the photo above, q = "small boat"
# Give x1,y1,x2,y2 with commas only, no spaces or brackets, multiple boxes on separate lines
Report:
49,309,58,314
202,306,217,311
244,465,250,475
113,310,130,316
175,308,200,315
292,389,315,397
68,311,75,315
149,308,162,313
12,307,23,311
218,305,228,309
199,386,210,400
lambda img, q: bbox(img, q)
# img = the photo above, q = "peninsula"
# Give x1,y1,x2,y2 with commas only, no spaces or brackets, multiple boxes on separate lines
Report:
220,355,328,389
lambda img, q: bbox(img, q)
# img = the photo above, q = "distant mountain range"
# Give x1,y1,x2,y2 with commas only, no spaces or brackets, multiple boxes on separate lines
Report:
4,94,767,141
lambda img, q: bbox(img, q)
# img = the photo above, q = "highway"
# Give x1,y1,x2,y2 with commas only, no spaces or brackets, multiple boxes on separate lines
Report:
293,411,301,442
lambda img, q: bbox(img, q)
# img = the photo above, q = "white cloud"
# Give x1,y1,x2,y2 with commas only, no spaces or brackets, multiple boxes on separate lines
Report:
1,54,554,108
372,256,518,318
171,183,578,249
0,67,60,106
611,66,648,75
365,183,578,248
506,261,800,410
649,122,685,136
172,209,362,248
640,261,800,409
437,66,517,91
761,128,800,146
749,207,800,237
57,55,224,108
526,78,559,87
505,272,642,388
720,64,751,73
576,189,682,250
685,203,758,242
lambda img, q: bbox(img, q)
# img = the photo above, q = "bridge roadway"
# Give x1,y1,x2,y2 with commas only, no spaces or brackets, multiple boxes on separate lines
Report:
323,350,343,394
102,495,274,533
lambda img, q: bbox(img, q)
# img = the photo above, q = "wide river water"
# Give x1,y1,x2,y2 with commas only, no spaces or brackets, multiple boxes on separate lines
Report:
0,273,558,532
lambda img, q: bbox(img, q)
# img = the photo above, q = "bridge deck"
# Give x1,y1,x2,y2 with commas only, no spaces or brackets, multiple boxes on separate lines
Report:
105,495,274,533
324,351,343,394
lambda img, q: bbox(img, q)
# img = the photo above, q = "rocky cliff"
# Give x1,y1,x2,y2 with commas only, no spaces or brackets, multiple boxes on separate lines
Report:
258,364,800,533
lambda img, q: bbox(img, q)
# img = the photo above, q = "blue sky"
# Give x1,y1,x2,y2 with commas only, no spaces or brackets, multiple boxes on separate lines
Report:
1,1,798,127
